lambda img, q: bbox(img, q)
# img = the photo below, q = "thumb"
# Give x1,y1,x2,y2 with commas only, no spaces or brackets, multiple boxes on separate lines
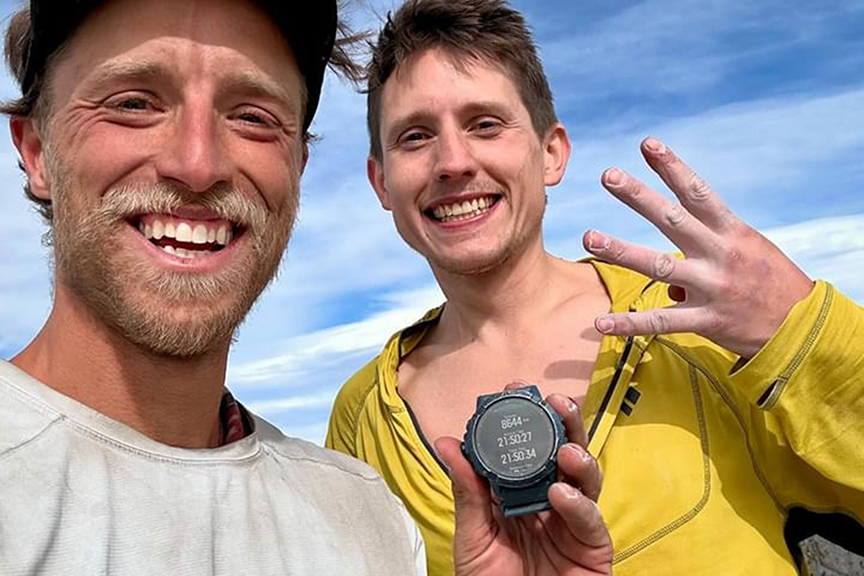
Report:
435,437,497,556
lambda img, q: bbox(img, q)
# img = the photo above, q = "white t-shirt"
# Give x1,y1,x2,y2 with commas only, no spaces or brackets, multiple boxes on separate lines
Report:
0,360,426,575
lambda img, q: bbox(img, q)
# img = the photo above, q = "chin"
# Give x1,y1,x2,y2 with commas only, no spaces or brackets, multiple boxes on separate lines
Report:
430,246,515,276
113,301,244,358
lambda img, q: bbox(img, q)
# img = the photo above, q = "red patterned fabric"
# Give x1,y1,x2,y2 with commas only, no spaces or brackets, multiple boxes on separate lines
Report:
220,391,249,445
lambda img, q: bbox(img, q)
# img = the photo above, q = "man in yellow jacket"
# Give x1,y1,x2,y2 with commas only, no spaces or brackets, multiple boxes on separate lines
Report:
326,0,864,574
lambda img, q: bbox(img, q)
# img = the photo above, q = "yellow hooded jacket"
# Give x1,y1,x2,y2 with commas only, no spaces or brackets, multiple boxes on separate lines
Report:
327,262,864,575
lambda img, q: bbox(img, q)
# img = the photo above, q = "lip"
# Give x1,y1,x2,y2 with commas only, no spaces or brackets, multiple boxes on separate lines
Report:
424,193,502,230
124,219,245,274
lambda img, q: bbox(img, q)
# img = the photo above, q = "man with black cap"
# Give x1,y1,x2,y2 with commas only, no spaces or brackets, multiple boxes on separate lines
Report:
0,0,612,574
0,0,431,573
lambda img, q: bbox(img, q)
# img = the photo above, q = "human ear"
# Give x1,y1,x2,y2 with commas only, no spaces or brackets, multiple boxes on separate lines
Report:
10,116,52,200
367,154,392,211
542,123,571,187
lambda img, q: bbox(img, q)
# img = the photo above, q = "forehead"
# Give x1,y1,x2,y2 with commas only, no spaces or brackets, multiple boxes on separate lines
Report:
379,48,524,122
50,0,302,102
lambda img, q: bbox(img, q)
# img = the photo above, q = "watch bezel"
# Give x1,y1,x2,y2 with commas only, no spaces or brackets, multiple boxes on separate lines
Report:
463,387,566,488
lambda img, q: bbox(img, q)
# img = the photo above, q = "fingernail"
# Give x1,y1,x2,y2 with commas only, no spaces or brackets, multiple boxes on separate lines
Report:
586,231,609,251
603,168,624,187
552,482,581,501
596,317,614,333
644,137,666,154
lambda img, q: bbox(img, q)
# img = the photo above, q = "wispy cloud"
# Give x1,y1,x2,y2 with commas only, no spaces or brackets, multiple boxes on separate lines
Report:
239,211,864,442
0,0,860,446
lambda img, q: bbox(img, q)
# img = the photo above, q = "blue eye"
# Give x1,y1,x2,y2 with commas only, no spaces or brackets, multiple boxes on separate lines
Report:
233,107,280,129
114,97,152,111
238,112,267,124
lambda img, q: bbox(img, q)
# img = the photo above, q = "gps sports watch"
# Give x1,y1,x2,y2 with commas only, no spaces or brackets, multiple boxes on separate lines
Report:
461,385,568,517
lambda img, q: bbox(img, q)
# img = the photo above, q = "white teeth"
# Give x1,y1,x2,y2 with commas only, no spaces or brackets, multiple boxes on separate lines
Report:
430,196,496,222
159,245,197,259
176,222,193,243
140,216,234,249
152,220,164,240
192,224,208,244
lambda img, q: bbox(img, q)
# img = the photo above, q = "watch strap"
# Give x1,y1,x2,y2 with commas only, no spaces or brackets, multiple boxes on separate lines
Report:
493,469,557,518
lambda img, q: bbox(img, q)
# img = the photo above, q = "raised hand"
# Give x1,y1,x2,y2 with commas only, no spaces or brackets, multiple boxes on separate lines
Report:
583,137,814,359
437,393,613,576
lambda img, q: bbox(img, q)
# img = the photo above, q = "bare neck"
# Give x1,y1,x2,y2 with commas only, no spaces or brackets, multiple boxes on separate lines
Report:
12,286,230,449
431,240,596,345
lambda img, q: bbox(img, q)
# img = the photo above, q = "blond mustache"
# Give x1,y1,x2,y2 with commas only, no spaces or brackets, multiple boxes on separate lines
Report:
97,182,268,231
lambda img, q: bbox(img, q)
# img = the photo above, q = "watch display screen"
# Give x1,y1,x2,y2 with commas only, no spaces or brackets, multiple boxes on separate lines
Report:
473,397,556,479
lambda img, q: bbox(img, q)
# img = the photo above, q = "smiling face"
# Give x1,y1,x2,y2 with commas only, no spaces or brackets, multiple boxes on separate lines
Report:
369,47,570,276
14,0,307,356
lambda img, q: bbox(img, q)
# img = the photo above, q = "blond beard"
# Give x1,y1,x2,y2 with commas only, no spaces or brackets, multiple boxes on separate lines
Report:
48,159,297,358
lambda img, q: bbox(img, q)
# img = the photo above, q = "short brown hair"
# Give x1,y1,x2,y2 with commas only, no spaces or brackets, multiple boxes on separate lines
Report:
0,3,364,227
366,0,558,160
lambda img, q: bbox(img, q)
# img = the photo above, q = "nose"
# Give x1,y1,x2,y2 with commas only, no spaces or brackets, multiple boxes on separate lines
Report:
156,96,232,193
435,128,478,182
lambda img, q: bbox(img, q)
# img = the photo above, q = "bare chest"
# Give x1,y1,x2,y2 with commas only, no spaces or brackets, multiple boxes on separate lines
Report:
399,334,602,445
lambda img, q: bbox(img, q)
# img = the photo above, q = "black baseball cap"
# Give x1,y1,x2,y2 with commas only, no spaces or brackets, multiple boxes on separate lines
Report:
23,0,337,131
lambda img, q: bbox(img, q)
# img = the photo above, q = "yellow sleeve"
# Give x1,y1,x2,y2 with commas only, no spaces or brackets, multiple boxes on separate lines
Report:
730,281,864,514
325,356,380,456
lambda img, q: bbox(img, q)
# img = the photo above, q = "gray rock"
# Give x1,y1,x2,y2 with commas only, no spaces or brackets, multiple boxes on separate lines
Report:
800,535,864,576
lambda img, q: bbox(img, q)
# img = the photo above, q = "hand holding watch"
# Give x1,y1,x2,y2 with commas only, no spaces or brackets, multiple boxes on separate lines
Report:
436,385,612,576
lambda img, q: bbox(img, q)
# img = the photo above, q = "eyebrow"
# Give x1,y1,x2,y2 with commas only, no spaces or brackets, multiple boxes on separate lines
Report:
220,70,303,114
82,59,302,115
83,59,171,93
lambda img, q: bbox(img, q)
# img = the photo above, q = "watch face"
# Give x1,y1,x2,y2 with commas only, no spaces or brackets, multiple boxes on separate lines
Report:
473,397,557,480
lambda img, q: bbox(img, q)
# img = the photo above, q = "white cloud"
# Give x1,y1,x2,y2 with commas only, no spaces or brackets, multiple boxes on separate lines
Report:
233,211,864,446
229,284,444,386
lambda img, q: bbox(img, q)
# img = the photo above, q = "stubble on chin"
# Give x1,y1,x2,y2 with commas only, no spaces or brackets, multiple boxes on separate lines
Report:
50,169,296,358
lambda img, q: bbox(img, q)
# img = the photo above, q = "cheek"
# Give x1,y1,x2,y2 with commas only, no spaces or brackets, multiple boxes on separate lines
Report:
384,163,426,209
240,147,302,214
57,122,160,195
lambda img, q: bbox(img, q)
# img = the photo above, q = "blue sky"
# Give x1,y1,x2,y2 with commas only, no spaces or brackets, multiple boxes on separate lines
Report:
0,0,862,443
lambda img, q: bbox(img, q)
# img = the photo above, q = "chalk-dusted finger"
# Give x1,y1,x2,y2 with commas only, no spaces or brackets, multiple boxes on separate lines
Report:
548,483,610,549
557,443,603,502
640,137,738,232
601,167,713,254
583,230,704,287
596,307,713,338
546,394,588,448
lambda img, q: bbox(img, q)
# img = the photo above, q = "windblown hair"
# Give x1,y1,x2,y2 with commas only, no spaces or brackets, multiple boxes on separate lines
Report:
0,3,365,227
366,0,558,160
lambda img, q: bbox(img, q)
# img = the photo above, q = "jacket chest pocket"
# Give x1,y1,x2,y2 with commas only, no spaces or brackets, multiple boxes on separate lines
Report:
597,362,711,563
